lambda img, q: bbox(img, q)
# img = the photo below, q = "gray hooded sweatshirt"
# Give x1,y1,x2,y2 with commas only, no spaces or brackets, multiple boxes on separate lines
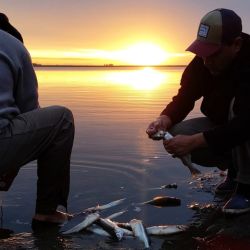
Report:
0,30,39,128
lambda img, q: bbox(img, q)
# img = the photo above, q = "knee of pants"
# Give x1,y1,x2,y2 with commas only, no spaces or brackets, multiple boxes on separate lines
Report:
169,123,191,136
169,117,216,136
51,105,74,125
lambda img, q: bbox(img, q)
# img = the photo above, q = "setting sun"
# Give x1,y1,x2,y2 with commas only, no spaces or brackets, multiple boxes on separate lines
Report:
118,42,169,65
30,42,173,66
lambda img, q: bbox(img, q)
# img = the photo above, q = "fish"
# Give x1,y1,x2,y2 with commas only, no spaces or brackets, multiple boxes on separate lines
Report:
130,219,150,249
116,223,188,236
148,183,178,190
85,198,126,213
105,210,128,220
142,196,181,207
62,212,100,234
151,130,201,177
146,225,188,235
87,226,110,237
115,222,132,231
95,218,125,241
88,222,133,238
161,183,178,189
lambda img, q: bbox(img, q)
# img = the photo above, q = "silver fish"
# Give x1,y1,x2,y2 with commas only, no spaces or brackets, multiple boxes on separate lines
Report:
88,219,133,238
87,226,110,237
146,225,188,235
95,218,124,241
152,130,201,177
85,198,126,212
105,210,128,220
62,212,100,234
130,219,150,249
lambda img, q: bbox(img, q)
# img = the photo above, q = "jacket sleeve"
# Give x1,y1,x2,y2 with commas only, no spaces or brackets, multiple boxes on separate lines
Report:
203,67,250,153
160,56,203,125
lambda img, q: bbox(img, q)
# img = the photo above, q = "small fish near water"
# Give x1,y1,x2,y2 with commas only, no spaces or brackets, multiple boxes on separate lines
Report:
142,196,181,207
130,219,150,249
62,212,100,234
146,225,188,235
151,130,201,177
161,183,178,189
95,218,125,241
148,183,178,191
61,198,126,234
85,198,126,213
116,222,189,236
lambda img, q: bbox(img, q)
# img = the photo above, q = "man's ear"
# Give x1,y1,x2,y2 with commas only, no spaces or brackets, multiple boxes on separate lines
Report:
234,36,242,53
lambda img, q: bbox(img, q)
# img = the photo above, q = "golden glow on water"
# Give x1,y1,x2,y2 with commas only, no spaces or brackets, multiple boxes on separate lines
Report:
35,67,192,125
36,67,168,91
104,67,166,90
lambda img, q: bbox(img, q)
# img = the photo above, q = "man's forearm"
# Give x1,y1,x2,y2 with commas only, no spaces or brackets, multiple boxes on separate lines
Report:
191,132,208,149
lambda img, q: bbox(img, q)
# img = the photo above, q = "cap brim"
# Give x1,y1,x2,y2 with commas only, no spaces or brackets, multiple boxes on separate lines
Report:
186,39,221,57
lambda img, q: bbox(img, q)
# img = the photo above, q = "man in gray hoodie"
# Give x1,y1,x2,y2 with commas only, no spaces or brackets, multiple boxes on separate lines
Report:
0,27,74,227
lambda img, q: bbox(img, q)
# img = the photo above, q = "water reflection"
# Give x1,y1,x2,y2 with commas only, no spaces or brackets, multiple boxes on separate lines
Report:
1,66,212,249
104,67,167,90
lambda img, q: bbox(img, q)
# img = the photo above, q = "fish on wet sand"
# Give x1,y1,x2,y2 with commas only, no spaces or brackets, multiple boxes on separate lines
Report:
161,183,178,189
88,220,188,239
87,226,110,237
130,219,150,249
85,198,126,213
95,218,126,240
105,210,127,220
148,183,178,190
116,222,188,236
62,212,100,234
146,225,189,235
151,130,201,177
142,196,181,207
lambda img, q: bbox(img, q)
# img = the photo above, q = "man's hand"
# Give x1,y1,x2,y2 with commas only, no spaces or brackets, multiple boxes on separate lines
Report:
163,133,207,156
146,115,172,138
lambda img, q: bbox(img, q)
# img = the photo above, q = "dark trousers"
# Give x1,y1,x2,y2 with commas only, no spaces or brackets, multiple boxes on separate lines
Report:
0,106,75,214
169,117,233,169
169,116,250,183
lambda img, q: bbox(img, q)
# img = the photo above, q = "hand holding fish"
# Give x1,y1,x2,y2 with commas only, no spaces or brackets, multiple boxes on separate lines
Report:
163,133,207,157
150,130,201,176
146,115,172,138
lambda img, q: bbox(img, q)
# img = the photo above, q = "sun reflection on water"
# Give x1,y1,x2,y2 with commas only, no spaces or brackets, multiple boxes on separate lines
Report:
36,67,167,91
105,67,167,90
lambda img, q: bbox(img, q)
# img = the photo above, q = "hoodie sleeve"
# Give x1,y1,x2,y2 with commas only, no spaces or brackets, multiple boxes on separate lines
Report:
160,56,203,125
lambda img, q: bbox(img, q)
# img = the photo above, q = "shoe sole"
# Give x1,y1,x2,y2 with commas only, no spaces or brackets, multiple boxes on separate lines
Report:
222,207,250,215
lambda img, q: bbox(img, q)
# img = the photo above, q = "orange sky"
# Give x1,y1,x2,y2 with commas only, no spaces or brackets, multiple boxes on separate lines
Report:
1,0,250,65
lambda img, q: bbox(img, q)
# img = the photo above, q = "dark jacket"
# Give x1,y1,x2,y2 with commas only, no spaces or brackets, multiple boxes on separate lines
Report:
161,33,250,154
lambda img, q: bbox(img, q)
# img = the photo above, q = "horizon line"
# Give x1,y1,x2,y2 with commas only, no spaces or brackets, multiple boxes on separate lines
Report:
33,63,187,68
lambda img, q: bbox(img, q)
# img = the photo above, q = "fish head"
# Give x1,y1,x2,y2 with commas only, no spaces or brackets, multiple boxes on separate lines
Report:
151,130,166,140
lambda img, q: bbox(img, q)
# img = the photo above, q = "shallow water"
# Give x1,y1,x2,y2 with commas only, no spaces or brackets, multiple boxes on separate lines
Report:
0,66,228,249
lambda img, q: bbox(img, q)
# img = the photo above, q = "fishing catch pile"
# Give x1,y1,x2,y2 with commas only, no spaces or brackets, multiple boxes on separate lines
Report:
60,198,188,249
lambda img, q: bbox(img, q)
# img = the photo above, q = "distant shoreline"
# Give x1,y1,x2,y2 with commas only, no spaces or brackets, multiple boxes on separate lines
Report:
33,64,187,68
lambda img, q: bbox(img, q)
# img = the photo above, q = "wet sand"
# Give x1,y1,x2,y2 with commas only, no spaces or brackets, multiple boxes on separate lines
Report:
1,169,250,249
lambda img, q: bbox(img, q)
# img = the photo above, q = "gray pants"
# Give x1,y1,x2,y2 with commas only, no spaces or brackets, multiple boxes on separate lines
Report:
170,117,250,184
0,106,75,214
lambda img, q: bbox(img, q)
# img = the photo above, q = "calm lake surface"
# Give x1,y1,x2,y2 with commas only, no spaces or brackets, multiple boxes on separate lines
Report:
0,66,223,249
